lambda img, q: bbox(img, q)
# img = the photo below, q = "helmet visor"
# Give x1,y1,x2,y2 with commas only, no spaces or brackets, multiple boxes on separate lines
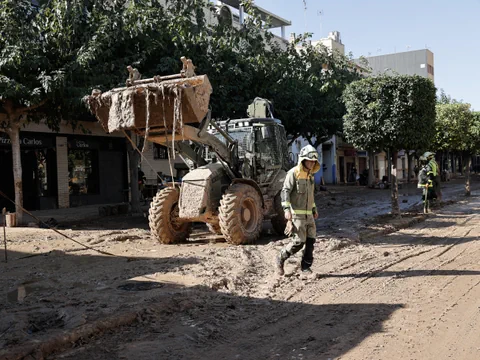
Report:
305,152,319,160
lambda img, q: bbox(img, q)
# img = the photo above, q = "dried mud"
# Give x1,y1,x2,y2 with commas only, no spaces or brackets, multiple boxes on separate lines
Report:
1,178,480,359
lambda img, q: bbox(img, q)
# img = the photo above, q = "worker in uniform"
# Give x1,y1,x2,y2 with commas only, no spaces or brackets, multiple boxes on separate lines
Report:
423,151,441,200
277,145,320,276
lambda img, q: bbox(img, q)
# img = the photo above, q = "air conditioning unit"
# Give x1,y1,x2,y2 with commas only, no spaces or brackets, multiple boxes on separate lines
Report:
216,5,234,27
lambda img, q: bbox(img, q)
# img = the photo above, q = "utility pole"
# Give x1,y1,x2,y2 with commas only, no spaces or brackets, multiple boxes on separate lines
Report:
303,0,308,33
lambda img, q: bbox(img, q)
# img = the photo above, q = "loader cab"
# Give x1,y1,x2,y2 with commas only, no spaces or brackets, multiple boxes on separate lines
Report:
208,118,289,185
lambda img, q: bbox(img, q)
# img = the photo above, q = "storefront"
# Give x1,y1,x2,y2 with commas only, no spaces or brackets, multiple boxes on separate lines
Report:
0,132,57,211
0,131,128,211
336,144,368,184
67,135,128,207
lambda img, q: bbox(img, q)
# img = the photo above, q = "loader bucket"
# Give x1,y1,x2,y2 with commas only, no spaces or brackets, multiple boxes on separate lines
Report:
86,75,212,134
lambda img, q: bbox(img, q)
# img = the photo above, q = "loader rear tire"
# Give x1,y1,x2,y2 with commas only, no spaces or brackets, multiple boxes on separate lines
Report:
149,187,191,244
271,193,287,236
219,184,264,245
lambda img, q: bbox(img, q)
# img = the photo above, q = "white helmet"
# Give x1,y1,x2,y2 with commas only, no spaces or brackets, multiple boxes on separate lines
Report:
422,151,435,159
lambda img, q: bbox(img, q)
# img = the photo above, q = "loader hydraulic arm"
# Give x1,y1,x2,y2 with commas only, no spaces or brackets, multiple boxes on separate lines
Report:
147,118,239,176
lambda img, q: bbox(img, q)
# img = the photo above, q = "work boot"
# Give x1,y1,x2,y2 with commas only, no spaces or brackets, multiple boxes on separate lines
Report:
276,254,285,276
300,267,315,280
276,250,289,276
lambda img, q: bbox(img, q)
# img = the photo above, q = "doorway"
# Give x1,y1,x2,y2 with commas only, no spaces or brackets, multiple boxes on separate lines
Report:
359,157,367,174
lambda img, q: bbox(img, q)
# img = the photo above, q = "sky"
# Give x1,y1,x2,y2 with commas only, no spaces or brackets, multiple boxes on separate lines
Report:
255,0,480,110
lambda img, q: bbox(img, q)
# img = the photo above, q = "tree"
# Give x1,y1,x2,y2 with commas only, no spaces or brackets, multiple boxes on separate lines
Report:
434,103,479,196
0,0,162,219
0,0,74,223
343,75,436,216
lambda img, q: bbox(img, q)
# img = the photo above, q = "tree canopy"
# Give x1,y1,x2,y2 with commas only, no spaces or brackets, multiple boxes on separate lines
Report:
342,75,437,153
342,74,437,215
433,103,476,153
1,0,361,141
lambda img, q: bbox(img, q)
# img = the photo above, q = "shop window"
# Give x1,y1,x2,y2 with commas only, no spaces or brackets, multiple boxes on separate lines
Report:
153,143,168,160
36,150,48,196
68,149,99,195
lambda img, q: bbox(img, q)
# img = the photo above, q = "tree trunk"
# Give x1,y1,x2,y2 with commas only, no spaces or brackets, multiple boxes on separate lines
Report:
387,149,392,182
460,154,464,175
127,134,142,214
406,151,412,183
6,126,23,225
465,154,471,196
452,153,457,178
390,150,400,217
368,150,375,188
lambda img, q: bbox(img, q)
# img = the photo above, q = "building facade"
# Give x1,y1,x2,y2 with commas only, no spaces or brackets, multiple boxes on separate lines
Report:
0,121,127,212
360,49,434,82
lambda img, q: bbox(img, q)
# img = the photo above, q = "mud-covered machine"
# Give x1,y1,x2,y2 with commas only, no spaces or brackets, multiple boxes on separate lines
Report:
86,59,290,245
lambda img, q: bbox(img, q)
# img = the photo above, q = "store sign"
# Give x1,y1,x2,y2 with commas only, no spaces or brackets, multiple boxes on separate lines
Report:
0,133,53,148
68,137,98,149
75,140,90,148
66,136,125,151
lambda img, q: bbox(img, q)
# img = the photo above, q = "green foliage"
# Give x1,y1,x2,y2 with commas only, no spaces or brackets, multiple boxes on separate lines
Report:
434,103,479,154
0,0,359,144
343,75,437,152
266,38,362,146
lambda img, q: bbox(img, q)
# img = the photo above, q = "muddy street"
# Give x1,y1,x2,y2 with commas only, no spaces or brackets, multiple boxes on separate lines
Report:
1,180,480,359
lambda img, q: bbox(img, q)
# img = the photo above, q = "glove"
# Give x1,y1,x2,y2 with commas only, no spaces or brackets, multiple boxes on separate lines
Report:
284,220,294,237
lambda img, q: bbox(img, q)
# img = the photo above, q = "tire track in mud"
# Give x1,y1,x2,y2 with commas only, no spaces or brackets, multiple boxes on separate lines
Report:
281,238,442,304
334,217,479,304
318,205,480,359
279,210,477,305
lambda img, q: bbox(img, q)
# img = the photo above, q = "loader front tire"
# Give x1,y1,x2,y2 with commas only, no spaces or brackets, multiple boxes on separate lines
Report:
149,187,191,244
271,193,287,236
219,184,264,245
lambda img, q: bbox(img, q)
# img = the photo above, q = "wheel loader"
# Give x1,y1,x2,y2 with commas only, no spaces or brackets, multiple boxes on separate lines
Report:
86,58,291,245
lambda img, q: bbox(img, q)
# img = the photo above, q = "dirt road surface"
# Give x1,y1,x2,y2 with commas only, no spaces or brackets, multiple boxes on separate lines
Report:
1,179,480,359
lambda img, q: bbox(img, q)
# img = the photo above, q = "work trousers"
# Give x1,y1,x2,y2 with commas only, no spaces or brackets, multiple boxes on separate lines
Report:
281,215,316,270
